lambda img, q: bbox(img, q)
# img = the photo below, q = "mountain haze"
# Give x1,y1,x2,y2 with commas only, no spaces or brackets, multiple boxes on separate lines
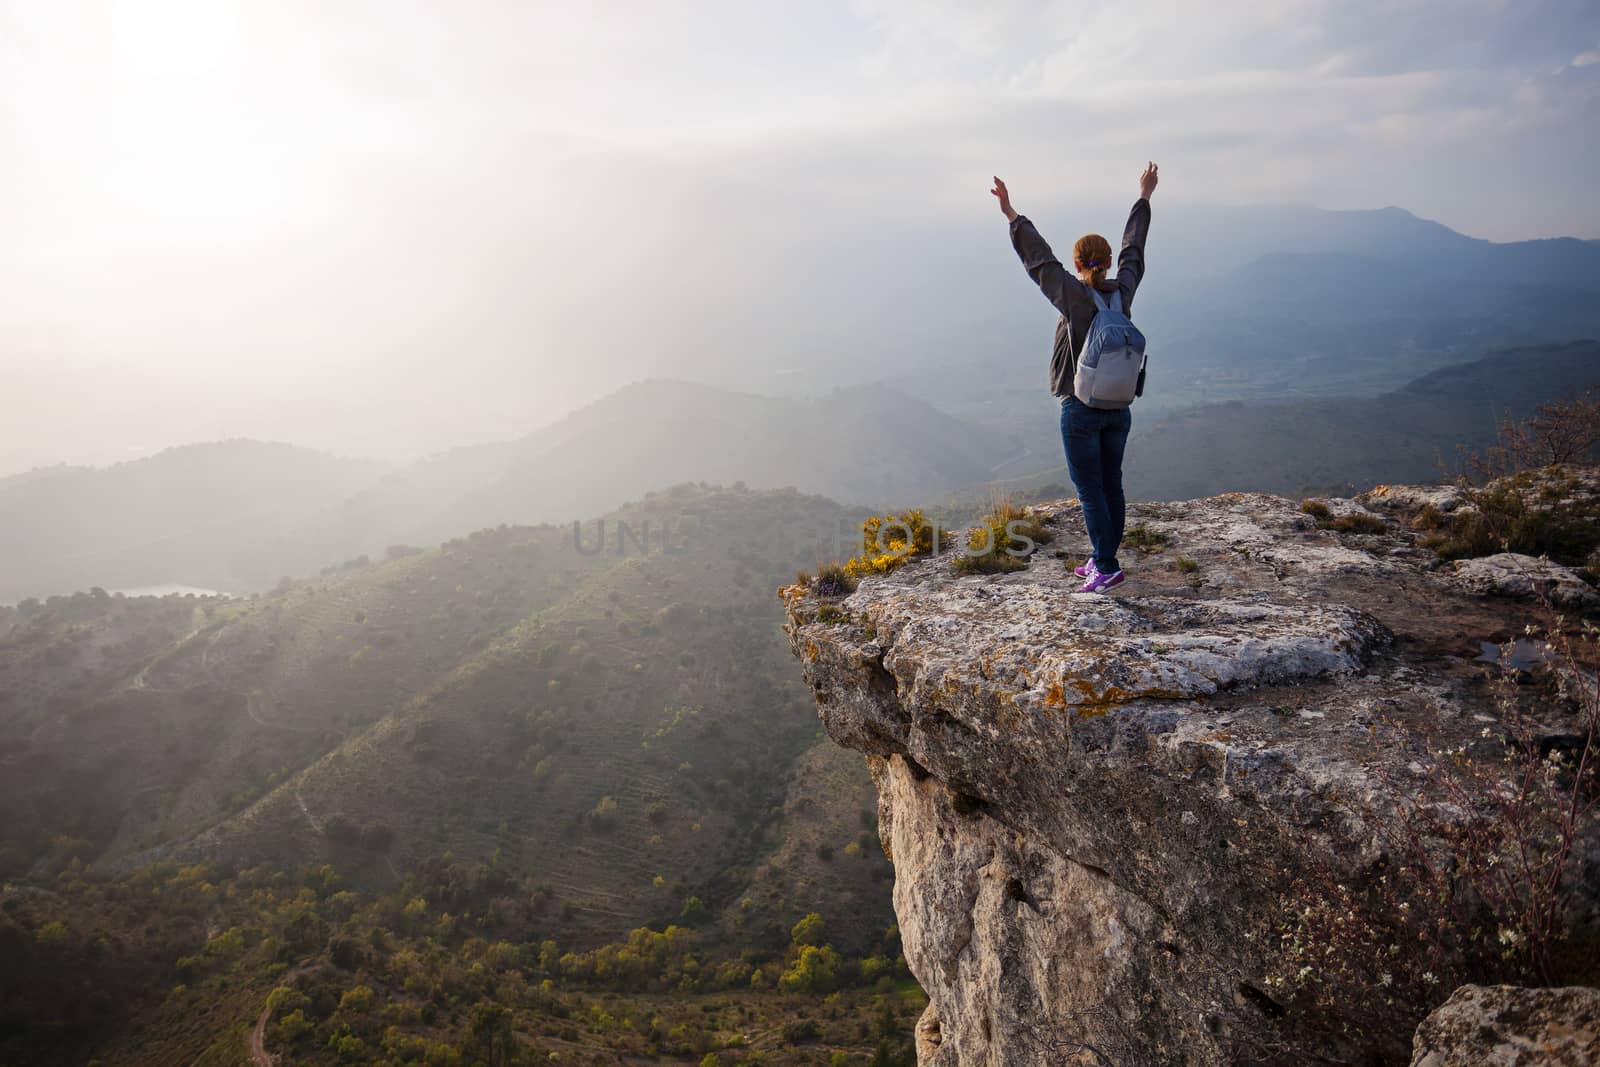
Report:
0,381,1018,603
320,379,1020,557
5,3,1598,1062
0,484,890,955
1125,340,1600,498
915,204,1600,424
0,442,388,603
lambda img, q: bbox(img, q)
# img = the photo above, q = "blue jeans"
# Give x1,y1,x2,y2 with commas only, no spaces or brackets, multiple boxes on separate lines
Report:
1060,397,1132,574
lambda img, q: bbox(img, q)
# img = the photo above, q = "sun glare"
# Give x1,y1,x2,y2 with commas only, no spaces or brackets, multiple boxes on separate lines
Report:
93,2,303,247
111,0,239,82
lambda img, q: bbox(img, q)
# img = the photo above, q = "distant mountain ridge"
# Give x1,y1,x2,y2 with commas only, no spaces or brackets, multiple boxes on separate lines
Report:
1125,340,1600,499
909,201,1600,424
1149,203,1600,287
0,381,1020,602
3,338,1595,603
1116,204,1600,404
375,378,1019,544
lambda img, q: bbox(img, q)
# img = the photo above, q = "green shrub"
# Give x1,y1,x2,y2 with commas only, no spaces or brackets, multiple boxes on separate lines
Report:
276,1009,313,1045
791,913,825,947
1301,499,1387,536
337,984,373,1014
1173,555,1199,574
1422,480,1600,565
590,795,619,830
1328,513,1387,535
1124,524,1170,552
1410,503,1446,531
952,498,1049,575
330,1034,367,1062
779,944,842,993
266,985,309,1018
782,1019,822,1043
34,920,70,947
812,561,857,597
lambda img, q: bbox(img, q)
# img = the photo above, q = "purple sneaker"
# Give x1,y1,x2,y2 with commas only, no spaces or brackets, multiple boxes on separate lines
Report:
1074,559,1097,579
1078,568,1125,594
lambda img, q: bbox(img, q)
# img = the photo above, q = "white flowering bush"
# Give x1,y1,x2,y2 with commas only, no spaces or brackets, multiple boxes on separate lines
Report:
1270,620,1599,1038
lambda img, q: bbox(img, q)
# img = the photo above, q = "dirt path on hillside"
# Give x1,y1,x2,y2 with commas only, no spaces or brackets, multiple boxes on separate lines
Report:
128,609,212,691
245,689,324,734
248,999,276,1066
246,966,314,1067
294,788,324,835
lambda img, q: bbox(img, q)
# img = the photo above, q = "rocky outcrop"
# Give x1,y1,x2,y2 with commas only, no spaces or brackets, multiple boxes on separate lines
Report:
1451,552,1600,612
1409,984,1600,1066
783,486,1600,1065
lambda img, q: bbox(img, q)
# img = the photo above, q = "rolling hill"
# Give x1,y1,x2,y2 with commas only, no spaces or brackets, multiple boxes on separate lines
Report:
0,381,1020,604
304,378,1022,559
0,483,892,956
0,482,930,1066
0,440,389,604
1125,340,1600,498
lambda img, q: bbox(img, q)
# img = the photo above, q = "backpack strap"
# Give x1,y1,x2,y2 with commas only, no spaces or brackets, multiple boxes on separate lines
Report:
1089,288,1122,315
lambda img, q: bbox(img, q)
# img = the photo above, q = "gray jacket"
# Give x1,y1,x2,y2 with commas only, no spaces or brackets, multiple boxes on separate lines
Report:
1009,198,1152,398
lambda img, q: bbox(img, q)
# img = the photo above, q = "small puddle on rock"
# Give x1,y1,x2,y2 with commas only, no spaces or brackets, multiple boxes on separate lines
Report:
1475,639,1552,671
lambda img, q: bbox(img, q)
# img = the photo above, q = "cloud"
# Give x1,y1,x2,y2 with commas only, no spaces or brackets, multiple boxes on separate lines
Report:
1,0,1597,472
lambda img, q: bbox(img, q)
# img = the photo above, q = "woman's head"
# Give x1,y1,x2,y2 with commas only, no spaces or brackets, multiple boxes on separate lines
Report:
1073,234,1113,288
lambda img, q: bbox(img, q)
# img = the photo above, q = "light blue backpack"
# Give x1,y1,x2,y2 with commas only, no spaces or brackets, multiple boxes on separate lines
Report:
1073,289,1147,410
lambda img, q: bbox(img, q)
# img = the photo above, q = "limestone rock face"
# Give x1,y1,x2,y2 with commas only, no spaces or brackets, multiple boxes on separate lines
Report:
1451,552,1600,612
1409,984,1600,1066
783,487,1599,1066
1359,483,1467,514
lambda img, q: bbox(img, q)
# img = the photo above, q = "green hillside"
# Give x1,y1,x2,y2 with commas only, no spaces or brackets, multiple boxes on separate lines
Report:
0,485,912,1066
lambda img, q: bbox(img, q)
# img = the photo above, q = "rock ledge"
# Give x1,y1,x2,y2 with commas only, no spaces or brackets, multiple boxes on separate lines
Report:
784,487,1599,1065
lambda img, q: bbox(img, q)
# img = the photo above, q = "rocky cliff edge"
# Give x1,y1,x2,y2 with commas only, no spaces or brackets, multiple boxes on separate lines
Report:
782,477,1600,1065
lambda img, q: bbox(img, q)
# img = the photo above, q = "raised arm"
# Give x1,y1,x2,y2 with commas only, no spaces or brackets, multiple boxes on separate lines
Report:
1116,163,1158,302
991,176,1084,316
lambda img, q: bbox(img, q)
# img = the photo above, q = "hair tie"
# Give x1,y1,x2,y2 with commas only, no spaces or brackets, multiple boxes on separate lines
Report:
1083,259,1105,269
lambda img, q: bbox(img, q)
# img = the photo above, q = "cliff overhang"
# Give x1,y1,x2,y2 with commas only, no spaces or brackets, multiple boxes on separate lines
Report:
784,483,1600,1065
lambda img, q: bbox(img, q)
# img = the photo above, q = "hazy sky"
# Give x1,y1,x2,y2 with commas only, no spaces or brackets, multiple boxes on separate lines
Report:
2,0,1597,474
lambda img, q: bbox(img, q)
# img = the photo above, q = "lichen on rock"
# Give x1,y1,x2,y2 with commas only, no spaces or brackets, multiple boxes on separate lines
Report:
1409,984,1600,1066
1451,552,1600,612
785,481,1600,1065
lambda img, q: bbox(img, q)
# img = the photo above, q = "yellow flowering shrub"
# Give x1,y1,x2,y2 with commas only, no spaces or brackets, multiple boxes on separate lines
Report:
843,509,947,578
952,498,1050,575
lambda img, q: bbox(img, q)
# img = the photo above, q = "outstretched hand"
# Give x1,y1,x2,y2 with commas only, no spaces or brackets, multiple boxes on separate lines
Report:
990,176,1017,222
1139,161,1159,200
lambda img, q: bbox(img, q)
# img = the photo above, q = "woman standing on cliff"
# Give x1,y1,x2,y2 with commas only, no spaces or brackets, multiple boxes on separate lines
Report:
991,162,1158,593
